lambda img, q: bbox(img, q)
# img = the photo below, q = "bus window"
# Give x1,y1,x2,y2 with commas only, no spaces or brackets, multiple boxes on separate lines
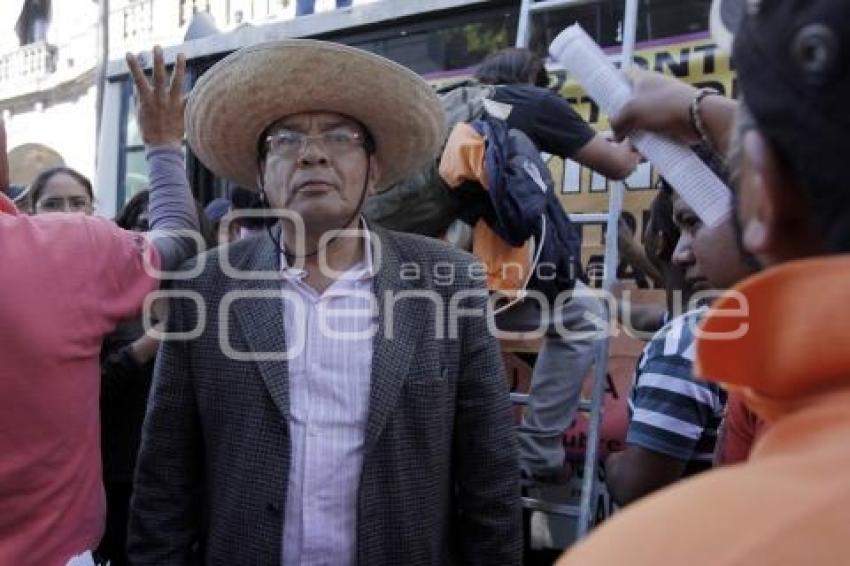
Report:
529,0,712,54
330,3,519,77
123,99,149,203
106,0,718,214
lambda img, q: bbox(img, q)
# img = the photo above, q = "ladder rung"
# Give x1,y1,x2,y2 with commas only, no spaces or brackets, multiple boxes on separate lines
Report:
528,0,601,14
510,392,529,405
521,496,580,517
569,213,608,224
514,397,593,411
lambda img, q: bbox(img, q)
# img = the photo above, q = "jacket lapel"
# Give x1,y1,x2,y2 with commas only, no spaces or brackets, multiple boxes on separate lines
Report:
364,228,427,455
229,227,425,446
231,232,290,421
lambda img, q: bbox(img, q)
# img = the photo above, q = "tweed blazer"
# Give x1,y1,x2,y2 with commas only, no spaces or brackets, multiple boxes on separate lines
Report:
127,226,521,565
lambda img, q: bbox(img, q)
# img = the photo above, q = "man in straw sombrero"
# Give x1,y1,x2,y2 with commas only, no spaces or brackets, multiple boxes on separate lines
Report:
128,40,521,564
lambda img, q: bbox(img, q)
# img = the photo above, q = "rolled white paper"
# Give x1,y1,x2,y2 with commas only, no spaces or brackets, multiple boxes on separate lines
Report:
549,24,732,228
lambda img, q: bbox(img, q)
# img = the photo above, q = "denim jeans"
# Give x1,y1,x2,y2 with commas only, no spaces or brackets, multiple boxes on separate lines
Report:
296,0,353,16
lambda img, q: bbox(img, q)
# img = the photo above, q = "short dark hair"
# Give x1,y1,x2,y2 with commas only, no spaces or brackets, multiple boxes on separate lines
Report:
746,127,850,254
650,143,729,265
733,2,850,253
646,179,679,266
753,121,850,254
114,189,216,249
28,166,93,209
474,48,549,87
115,189,150,231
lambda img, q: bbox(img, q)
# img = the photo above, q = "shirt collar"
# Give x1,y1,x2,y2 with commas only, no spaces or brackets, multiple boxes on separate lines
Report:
280,217,375,282
696,255,850,420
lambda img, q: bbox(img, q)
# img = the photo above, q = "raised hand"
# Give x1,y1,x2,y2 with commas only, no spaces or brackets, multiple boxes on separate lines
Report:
610,69,700,144
126,46,187,147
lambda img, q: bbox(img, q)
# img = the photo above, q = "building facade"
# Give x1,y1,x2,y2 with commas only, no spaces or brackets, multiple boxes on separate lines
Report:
0,0,372,199
1,0,99,188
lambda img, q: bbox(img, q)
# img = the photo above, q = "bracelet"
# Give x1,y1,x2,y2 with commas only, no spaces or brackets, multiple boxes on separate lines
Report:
689,88,720,154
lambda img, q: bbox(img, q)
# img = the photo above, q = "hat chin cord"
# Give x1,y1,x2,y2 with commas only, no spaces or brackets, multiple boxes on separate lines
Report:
257,155,372,261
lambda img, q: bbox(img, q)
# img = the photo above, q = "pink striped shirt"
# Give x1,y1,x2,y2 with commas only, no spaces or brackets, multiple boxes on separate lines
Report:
281,232,376,565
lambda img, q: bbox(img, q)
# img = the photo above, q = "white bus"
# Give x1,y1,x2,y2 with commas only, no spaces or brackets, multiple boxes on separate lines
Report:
95,0,718,218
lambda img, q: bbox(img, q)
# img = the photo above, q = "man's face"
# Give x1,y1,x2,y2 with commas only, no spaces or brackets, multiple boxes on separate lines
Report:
260,112,379,234
671,193,754,294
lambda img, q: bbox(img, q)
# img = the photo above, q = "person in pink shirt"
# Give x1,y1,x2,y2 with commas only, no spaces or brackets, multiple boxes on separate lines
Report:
0,46,199,565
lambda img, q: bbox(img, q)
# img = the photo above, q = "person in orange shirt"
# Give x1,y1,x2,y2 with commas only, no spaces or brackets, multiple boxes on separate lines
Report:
556,0,850,564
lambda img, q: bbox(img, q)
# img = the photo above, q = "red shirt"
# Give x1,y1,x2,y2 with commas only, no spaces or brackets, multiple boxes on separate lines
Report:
0,208,158,564
716,392,768,465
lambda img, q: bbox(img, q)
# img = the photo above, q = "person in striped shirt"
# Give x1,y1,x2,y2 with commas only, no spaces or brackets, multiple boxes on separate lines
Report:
605,188,754,506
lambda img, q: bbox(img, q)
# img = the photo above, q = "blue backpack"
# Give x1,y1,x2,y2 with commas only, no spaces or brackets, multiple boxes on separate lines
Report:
462,114,583,301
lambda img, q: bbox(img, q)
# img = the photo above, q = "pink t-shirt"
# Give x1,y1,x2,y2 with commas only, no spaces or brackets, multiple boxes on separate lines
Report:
0,208,159,564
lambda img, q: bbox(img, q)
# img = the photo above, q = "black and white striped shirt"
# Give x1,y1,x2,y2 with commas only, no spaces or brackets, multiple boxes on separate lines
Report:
626,308,727,473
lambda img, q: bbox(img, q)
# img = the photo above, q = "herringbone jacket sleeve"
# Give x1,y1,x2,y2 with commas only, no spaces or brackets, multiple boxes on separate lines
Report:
128,286,204,565
452,283,522,564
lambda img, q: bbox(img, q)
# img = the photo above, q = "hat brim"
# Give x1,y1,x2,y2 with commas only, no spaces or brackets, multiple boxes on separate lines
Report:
186,39,445,191
710,0,745,54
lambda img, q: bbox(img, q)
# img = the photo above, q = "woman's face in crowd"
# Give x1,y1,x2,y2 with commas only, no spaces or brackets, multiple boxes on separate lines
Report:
671,193,754,294
34,173,93,215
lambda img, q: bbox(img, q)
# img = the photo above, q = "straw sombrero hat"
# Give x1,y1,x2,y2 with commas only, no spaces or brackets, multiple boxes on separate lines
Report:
186,39,445,191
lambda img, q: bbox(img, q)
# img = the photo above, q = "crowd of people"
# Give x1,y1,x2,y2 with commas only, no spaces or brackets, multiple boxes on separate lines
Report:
0,0,848,564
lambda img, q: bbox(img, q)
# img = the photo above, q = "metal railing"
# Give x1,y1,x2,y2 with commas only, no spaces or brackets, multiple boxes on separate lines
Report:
0,41,58,85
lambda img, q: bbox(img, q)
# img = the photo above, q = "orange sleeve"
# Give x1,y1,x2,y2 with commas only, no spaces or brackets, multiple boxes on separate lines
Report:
439,122,489,189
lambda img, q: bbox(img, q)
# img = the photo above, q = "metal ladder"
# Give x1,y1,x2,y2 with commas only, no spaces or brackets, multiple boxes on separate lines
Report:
512,0,639,542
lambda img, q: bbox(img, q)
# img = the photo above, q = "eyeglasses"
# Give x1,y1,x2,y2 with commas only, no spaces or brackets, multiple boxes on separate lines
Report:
265,128,366,158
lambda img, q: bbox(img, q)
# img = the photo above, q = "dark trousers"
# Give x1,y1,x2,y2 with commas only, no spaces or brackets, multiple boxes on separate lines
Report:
95,482,133,566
